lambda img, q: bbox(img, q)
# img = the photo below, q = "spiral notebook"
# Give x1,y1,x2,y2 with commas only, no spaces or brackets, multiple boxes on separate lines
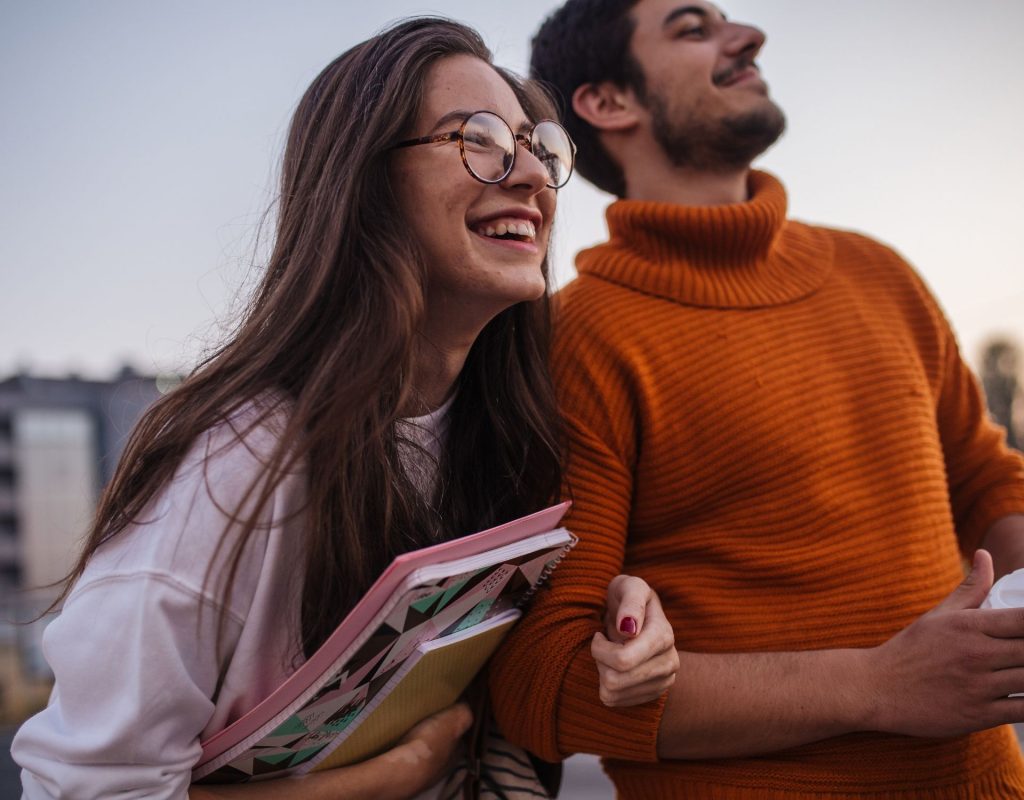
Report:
192,501,573,783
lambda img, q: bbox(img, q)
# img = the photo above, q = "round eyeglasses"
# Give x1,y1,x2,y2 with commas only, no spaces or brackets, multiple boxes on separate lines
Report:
393,110,576,189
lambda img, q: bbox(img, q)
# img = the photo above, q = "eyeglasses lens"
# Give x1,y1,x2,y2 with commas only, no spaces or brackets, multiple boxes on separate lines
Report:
531,120,573,189
462,113,516,183
461,112,574,188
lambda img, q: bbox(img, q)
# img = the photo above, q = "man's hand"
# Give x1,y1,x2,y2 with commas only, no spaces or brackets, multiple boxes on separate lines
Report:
658,549,1024,759
867,548,1024,737
592,575,679,707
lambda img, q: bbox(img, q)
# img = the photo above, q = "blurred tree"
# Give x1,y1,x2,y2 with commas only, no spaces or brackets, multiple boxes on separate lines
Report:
980,338,1022,451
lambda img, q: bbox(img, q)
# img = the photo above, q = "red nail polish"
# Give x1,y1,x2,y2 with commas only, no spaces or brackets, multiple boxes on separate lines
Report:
619,616,637,636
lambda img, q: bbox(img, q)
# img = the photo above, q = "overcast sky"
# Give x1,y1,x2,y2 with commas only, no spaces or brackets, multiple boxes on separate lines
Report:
2,0,1022,378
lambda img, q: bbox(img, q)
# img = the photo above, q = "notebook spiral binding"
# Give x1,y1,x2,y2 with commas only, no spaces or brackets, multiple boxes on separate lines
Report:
514,532,577,609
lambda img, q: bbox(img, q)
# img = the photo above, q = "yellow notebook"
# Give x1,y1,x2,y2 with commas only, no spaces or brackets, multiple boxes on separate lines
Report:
313,610,519,770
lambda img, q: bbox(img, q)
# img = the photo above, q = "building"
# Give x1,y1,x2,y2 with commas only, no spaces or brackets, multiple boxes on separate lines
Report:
0,367,164,593
0,368,165,713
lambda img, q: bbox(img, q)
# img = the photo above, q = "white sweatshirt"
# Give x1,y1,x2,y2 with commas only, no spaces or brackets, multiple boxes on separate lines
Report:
13,399,449,799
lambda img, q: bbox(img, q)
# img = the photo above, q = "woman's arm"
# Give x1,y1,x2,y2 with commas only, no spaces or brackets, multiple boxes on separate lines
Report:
190,703,472,800
14,420,288,799
15,416,469,799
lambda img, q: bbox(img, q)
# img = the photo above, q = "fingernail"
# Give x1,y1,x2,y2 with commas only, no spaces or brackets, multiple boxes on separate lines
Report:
619,617,637,636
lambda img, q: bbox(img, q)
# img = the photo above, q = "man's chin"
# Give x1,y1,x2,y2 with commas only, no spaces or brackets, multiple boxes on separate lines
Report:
731,95,785,132
648,90,787,172
721,105,787,163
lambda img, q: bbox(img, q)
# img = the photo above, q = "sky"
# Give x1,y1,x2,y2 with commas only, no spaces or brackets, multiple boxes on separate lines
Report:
1,0,1022,378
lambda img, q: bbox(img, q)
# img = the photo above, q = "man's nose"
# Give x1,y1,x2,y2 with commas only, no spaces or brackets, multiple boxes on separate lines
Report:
723,22,766,60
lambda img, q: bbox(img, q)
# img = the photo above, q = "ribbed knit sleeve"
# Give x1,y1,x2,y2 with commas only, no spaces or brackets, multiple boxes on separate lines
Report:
489,291,667,763
933,313,1024,551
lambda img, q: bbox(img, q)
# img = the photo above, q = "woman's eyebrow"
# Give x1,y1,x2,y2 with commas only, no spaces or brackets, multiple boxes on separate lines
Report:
429,109,532,135
430,109,474,132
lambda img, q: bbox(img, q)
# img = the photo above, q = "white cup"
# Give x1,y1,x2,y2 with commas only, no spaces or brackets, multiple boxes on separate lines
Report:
982,568,1024,609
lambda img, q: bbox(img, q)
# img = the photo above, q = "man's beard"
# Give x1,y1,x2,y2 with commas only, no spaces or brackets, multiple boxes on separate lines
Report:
647,90,786,173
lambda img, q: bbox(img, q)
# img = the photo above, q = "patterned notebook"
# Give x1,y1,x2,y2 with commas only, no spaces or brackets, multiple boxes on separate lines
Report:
312,609,521,771
192,502,573,783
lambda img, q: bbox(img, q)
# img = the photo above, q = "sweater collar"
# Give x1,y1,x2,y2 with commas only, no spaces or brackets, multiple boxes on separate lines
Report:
576,171,834,309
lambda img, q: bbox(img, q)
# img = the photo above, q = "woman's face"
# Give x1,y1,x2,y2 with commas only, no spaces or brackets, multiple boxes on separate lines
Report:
391,54,556,340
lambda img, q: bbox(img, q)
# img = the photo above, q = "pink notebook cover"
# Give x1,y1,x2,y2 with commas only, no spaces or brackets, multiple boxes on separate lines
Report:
197,501,570,766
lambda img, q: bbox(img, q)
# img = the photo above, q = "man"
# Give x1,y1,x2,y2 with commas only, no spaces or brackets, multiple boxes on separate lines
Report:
488,1,1024,797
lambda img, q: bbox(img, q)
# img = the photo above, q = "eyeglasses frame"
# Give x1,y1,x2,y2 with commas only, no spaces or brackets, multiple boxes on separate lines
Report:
392,110,576,190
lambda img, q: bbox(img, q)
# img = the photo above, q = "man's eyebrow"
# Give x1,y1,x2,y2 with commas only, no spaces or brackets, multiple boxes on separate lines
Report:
662,5,727,29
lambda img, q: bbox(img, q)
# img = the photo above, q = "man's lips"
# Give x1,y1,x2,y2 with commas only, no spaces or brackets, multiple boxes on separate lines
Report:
714,62,762,87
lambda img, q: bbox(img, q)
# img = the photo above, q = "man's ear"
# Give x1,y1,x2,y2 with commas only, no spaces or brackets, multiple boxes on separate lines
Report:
572,81,640,133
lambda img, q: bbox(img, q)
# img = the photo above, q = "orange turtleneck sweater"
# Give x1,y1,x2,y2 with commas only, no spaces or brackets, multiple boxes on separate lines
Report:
489,172,1024,798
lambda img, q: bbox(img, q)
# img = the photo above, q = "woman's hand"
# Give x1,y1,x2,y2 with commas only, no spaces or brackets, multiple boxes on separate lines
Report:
591,575,679,707
190,702,472,800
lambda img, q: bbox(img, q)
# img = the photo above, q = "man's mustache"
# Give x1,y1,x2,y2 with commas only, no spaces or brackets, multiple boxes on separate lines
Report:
713,58,759,86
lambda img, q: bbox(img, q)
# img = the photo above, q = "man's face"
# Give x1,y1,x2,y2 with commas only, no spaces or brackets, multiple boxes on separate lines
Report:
626,0,786,171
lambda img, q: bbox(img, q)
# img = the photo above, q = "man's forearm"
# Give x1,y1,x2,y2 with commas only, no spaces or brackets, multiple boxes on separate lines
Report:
657,549,1024,760
656,647,874,759
980,514,1024,580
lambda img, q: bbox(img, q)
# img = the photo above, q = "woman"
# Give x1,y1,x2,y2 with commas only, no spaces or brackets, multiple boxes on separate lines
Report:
13,17,676,800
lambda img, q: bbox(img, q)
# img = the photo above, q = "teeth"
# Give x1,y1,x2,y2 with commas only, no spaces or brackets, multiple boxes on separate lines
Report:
473,218,537,240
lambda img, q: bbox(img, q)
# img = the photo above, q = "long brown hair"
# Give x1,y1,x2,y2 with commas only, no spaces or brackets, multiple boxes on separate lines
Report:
53,18,563,657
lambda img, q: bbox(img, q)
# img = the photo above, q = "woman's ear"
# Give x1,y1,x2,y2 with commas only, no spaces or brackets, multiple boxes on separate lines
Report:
571,82,640,133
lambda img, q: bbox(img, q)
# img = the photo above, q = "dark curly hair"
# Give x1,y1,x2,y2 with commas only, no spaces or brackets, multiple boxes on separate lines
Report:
530,0,643,197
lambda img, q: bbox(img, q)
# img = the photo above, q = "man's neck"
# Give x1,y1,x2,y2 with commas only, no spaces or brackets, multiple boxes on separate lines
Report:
624,164,751,207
